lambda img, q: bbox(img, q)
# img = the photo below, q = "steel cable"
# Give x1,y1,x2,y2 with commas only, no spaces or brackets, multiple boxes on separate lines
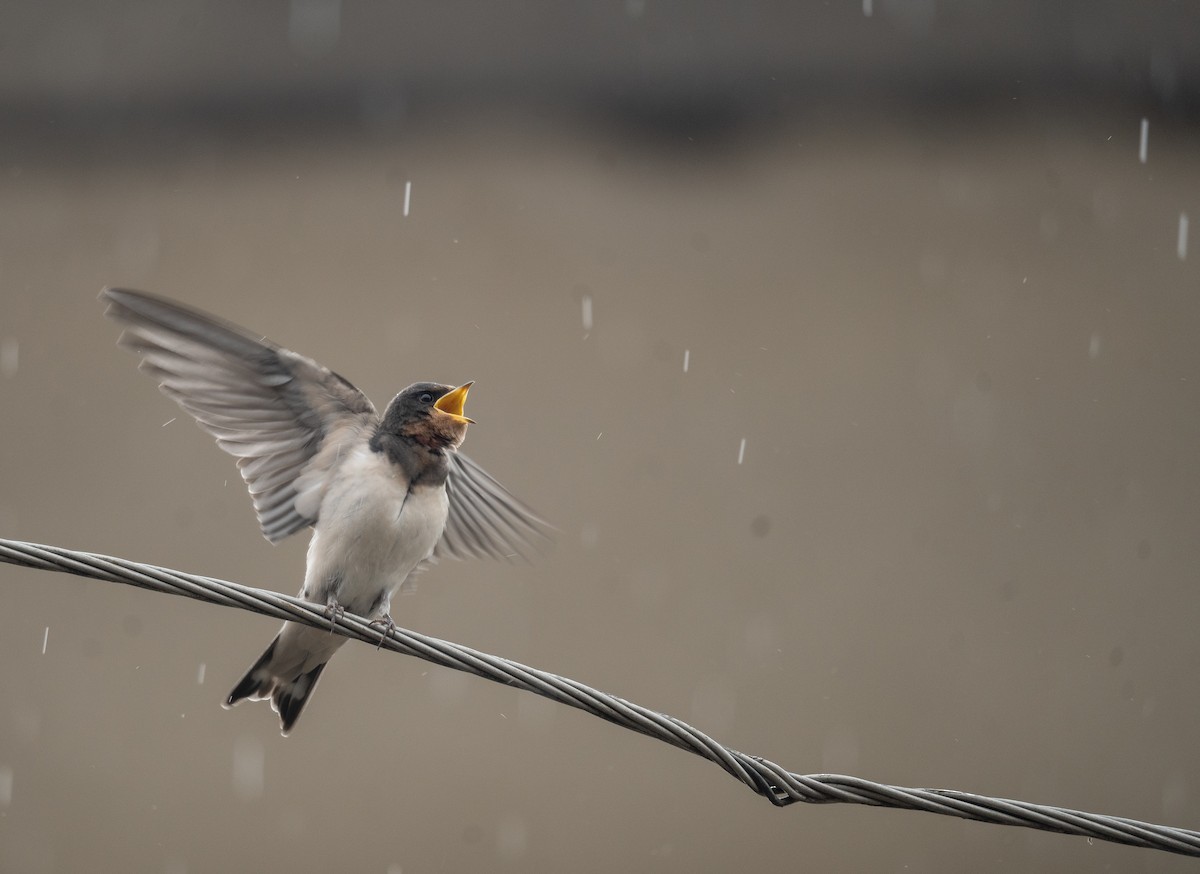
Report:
2,536,1197,858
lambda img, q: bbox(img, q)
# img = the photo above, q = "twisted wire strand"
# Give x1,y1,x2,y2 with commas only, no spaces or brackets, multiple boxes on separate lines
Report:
2,537,1197,858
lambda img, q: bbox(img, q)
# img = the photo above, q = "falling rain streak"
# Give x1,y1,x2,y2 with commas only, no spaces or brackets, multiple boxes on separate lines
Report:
581,295,593,332
403,180,412,217
737,438,746,465
41,627,48,654
1139,118,1149,164
1178,213,1189,261
683,349,690,373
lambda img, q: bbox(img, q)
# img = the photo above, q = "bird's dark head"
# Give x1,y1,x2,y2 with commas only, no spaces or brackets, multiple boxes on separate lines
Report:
379,381,474,451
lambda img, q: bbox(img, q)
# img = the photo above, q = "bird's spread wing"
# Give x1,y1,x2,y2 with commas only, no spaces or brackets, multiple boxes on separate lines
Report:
435,451,554,562
102,287,378,543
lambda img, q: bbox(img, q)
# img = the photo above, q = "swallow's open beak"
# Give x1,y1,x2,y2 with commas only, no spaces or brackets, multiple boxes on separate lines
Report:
434,382,475,424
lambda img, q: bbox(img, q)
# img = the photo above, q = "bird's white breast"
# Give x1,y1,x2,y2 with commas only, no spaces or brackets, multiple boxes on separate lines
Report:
302,444,449,615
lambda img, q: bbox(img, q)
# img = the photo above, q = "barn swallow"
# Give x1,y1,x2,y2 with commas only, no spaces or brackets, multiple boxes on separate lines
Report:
101,288,550,735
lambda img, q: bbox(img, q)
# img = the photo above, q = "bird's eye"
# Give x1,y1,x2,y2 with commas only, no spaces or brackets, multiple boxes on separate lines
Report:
419,392,434,404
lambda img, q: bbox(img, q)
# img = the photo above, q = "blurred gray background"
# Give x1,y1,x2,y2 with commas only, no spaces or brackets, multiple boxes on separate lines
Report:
2,2,1200,872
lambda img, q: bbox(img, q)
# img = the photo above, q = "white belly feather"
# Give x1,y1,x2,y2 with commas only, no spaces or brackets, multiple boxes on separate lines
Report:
301,444,448,617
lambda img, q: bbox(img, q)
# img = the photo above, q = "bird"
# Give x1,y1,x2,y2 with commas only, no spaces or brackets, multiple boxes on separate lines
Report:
101,287,550,735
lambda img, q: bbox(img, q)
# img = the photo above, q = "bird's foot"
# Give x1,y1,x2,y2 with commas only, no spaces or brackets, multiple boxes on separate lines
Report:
324,598,345,634
368,614,397,650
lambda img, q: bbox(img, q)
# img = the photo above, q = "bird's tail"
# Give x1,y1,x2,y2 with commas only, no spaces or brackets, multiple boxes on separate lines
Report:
223,629,333,736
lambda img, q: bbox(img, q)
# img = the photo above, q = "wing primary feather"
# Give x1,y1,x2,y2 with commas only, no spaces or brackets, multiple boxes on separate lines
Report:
102,287,378,542
435,452,554,563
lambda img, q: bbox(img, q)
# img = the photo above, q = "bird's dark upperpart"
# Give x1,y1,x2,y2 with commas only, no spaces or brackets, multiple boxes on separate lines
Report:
369,382,474,484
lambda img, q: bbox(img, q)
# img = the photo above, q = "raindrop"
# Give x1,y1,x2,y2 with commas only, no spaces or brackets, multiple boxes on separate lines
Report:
41,626,48,655
1088,333,1101,360
862,0,873,15
1139,118,1149,164
683,349,690,373
403,180,412,218
737,438,746,465
1178,213,1189,261
196,663,207,685
581,295,593,332
0,765,12,806
162,418,176,428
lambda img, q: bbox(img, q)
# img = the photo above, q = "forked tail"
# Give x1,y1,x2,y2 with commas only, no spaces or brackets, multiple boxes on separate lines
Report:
224,633,330,736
